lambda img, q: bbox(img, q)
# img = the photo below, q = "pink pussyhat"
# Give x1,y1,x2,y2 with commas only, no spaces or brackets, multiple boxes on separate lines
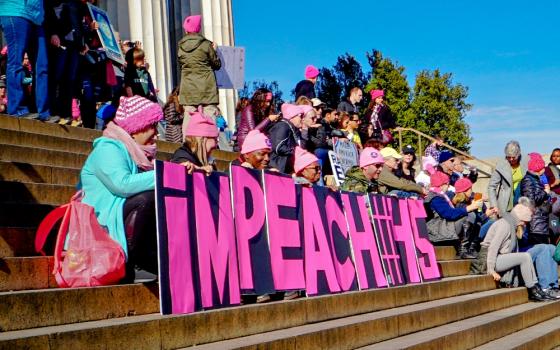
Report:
454,177,473,193
294,146,319,174
114,96,163,134
281,103,303,120
241,130,271,155
370,89,384,100
183,15,202,33
359,147,384,168
528,152,545,173
422,156,438,175
430,171,450,188
305,65,320,79
300,105,314,115
184,107,219,138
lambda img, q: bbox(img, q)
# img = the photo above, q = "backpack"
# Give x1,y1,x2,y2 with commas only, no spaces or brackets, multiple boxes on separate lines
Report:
35,192,126,287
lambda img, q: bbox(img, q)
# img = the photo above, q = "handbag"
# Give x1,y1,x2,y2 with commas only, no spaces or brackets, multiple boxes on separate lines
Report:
35,192,126,287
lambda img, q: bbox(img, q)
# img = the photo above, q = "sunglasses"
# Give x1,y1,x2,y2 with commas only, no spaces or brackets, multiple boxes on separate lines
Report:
306,166,321,172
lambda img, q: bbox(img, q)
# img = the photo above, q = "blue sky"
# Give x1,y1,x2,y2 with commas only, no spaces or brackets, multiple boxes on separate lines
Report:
232,0,560,159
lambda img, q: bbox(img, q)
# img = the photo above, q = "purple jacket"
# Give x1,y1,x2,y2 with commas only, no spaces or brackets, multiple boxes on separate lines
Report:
236,105,271,149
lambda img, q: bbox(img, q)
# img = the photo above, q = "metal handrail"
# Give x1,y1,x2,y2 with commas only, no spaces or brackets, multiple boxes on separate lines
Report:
394,127,495,176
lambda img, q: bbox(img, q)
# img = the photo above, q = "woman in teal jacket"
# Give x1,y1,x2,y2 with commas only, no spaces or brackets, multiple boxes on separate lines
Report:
80,96,163,279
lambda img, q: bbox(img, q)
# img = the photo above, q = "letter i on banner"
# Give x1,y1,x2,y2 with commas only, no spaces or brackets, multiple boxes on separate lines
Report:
155,160,201,315
230,164,275,295
263,171,306,292
341,191,389,290
407,199,441,281
386,197,422,284
368,194,406,286
193,171,241,309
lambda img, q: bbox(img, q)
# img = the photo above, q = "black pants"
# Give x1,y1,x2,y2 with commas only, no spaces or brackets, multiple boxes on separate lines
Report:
123,190,158,279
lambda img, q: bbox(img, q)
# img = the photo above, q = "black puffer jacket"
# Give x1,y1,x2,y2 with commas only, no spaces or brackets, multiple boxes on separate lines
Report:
520,172,551,243
268,119,301,174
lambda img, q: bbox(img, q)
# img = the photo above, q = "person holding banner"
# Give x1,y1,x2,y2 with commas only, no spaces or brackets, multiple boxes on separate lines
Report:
234,129,272,170
378,147,425,198
171,107,219,174
80,96,163,280
340,147,384,193
425,171,483,257
268,103,304,174
293,146,322,186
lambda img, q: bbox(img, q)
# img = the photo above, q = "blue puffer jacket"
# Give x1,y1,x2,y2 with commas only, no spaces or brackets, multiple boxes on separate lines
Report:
0,0,45,25
520,172,551,243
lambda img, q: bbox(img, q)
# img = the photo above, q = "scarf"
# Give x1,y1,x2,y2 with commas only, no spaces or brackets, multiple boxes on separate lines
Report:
102,122,156,171
370,104,382,127
430,186,453,206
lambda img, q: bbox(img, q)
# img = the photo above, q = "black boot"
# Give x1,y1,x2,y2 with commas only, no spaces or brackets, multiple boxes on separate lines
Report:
458,221,477,259
528,285,553,302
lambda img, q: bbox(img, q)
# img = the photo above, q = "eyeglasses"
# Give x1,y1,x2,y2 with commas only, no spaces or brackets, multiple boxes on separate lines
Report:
306,166,321,172
351,119,360,122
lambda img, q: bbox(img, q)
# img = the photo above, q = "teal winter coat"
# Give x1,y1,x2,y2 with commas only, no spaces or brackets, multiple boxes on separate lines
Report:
0,0,45,25
79,137,155,257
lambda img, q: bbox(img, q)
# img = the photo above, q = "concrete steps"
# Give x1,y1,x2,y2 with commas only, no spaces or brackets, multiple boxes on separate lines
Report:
362,301,560,350
176,288,528,350
0,181,76,206
0,275,499,349
474,315,560,350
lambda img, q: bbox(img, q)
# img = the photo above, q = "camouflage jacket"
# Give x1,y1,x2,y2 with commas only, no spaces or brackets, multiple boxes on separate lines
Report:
340,166,378,194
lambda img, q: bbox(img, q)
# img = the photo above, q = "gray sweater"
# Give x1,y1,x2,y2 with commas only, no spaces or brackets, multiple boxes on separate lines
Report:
481,212,520,274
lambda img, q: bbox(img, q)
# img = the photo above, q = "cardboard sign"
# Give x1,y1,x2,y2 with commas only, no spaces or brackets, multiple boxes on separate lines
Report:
155,161,441,316
215,46,245,89
328,150,346,187
333,138,359,175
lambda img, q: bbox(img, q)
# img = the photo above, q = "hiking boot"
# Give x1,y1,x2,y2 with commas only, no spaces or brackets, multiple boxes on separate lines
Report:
528,285,553,302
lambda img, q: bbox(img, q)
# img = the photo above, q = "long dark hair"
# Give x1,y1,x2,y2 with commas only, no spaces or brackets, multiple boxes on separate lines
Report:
250,88,273,123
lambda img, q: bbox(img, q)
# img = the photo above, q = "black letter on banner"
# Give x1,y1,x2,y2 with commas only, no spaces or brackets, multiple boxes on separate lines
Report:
408,199,442,281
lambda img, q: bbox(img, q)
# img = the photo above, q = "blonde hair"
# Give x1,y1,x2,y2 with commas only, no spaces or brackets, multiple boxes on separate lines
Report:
184,136,210,166
452,192,468,206
295,96,312,106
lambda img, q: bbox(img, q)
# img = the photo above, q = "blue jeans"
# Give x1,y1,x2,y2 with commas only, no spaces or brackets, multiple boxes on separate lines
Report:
0,16,50,118
314,148,330,186
479,219,496,240
527,244,558,288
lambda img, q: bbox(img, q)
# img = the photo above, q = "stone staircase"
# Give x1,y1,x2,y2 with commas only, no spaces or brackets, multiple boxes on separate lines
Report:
1,114,559,349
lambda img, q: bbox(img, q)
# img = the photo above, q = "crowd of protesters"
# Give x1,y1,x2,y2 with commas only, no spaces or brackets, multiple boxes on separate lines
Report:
5,3,559,303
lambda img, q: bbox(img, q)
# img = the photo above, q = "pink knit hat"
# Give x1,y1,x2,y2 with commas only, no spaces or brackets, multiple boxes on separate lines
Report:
528,152,545,173
304,65,320,79
422,156,438,175
370,90,384,100
184,108,219,138
114,96,163,134
454,178,473,193
183,15,202,33
430,171,450,188
359,147,384,168
241,130,271,155
281,103,303,120
294,146,319,174
300,105,314,116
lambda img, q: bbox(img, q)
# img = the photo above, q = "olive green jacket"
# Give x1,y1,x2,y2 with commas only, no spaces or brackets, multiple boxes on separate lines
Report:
378,166,423,195
340,166,378,194
178,33,221,106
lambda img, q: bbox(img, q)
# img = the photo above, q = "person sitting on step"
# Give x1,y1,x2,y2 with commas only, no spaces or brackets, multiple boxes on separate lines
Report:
425,171,483,258
478,198,552,301
79,96,163,281
233,129,272,170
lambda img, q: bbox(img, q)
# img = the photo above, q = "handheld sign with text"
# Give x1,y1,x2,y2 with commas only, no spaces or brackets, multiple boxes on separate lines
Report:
333,138,359,175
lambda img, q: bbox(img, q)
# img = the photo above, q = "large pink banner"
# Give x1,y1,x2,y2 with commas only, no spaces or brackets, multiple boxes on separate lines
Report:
155,161,442,315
